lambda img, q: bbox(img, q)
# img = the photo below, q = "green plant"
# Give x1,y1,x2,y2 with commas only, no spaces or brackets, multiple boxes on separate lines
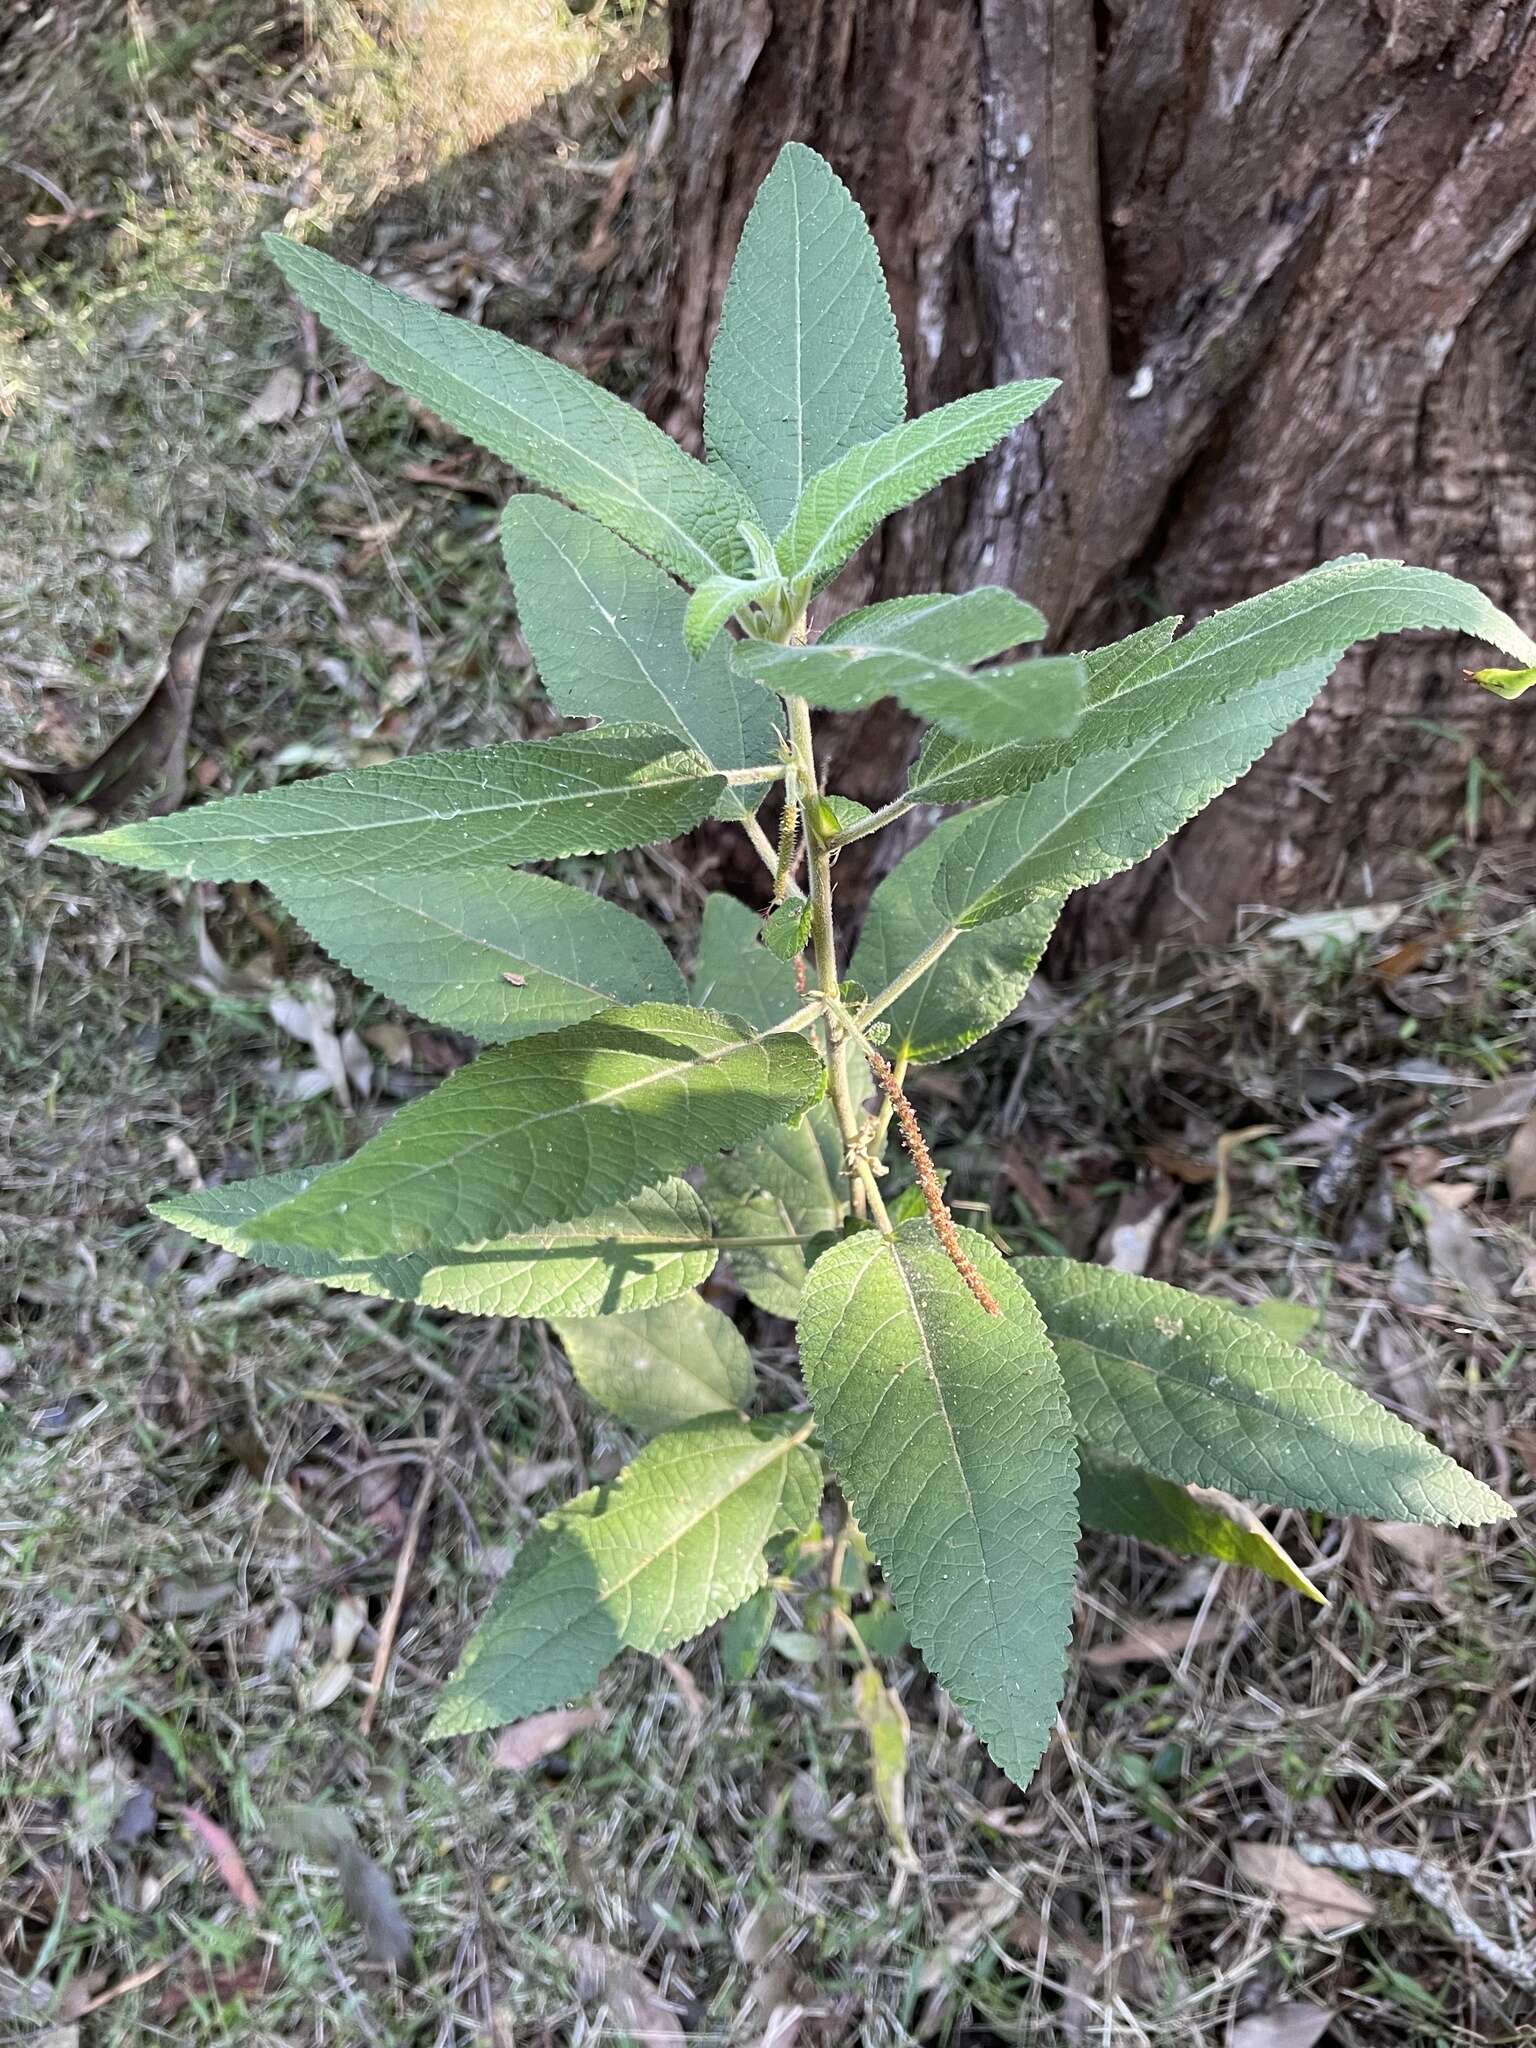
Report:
68,144,1529,1795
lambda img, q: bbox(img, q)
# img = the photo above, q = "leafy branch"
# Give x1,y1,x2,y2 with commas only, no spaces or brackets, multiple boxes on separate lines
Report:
66,140,1529,1808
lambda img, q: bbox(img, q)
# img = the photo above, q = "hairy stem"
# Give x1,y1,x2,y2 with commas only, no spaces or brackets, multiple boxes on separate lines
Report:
788,692,892,1235
823,793,914,851
740,811,782,878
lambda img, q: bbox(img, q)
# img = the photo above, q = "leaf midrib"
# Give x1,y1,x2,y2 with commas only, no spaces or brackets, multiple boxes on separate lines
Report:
787,389,1029,583
551,1426,807,1639
530,508,742,764
885,1242,1007,1681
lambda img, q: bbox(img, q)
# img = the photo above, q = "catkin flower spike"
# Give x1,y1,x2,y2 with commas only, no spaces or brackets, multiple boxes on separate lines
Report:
865,1046,1000,1315
771,786,801,906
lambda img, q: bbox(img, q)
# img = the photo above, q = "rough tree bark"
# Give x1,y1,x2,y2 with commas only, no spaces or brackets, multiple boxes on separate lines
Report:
655,0,1536,961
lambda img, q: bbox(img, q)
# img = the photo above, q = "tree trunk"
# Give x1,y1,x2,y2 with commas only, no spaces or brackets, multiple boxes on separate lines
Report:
655,0,1536,961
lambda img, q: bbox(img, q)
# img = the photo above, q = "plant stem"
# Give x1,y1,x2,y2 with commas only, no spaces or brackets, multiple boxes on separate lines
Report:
823,793,914,851
740,811,782,878
788,692,893,1235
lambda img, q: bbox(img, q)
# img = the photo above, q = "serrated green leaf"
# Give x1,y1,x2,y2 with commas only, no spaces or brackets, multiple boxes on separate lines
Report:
275,868,685,1042
738,625,1083,748
908,618,1183,807
247,1002,826,1257
704,141,905,535
850,809,1064,1062
920,664,1328,927
825,588,1048,655
740,585,1044,708
775,380,1057,589
500,498,780,817
554,1293,756,1436
265,234,752,585
898,658,1082,748
428,1415,822,1735
1016,1257,1510,1525
1077,1450,1324,1603
690,891,802,1032
63,727,724,884
908,557,1536,809
682,573,782,657
759,895,812,961
718,1586,776,1681
153,1171,719,1319
798,1223,1079,1790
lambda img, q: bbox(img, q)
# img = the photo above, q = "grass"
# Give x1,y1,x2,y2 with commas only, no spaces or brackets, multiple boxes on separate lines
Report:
4,7,1536,2043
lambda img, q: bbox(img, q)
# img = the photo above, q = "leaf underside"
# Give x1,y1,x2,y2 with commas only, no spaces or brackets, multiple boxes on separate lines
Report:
1076,1449,1324,1603
429,1414,822,1736
555,1292,757,1437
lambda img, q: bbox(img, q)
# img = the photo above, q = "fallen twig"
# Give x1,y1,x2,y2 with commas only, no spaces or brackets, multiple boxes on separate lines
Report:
1297,1839,1536,1987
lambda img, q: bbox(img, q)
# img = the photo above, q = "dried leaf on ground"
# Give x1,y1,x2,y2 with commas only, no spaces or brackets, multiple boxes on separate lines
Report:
1267,903,1402,955
155,1955,277,2020
1231,2002,1336,2048
657,1649,707,1729
916,1876,1020,1989
1504,1111,1536,1202
1099,1178,1180,1275
180,1804,263,1916
1231,1840,1375,1937
1372,1523,1468,1571
560,1936,684,2046
268,1804,411,1966
1423,1184,1505,1316
1,574,247,818
268,977,372,1109
491,1706,604,1771
241,365,304,427
1443,1072,1536,1136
